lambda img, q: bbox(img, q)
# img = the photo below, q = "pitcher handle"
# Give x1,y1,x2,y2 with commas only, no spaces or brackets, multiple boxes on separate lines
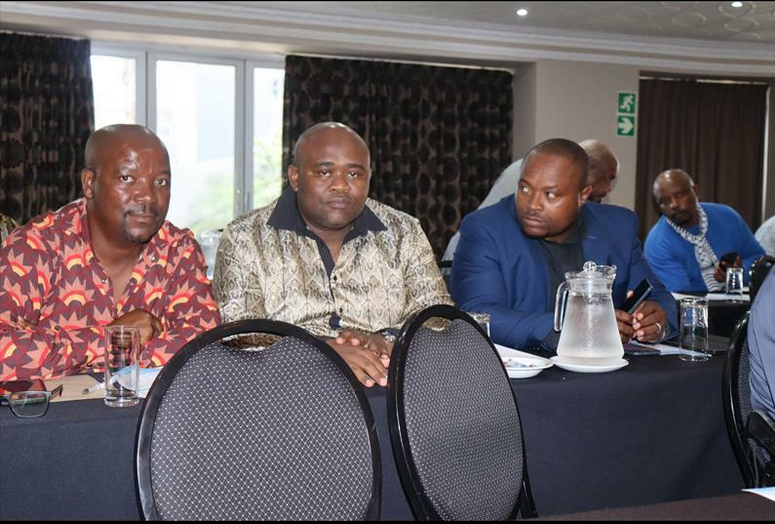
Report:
554,281,569,332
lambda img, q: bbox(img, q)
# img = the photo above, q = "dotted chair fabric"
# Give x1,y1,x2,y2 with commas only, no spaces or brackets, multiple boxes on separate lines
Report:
147,336,376,520
401,319,524,520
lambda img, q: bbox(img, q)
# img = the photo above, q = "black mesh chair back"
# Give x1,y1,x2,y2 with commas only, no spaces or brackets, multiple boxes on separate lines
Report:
387,304,537,520
723,312,775,487
723,312,755,486
136,319,381,520
750,255,775,303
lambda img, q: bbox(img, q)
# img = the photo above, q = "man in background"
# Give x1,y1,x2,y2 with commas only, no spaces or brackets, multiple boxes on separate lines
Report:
213,122,451,387
645,169,764,292
0,124,220,381
755,214,775,256
450,138,674,352
443,139,619,260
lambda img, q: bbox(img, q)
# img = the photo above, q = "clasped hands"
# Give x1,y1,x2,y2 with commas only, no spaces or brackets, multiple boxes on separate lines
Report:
615,295,668,344
327,330,393,388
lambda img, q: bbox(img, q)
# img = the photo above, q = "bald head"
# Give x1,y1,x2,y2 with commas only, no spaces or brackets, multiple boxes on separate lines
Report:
85,124,168,172
292,122,370,168
653,169,699,227
579,140,619,203
522,138,589,192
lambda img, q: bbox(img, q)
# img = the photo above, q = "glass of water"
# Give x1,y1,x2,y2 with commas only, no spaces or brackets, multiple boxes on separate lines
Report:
678,298,710,362
725,266,744,300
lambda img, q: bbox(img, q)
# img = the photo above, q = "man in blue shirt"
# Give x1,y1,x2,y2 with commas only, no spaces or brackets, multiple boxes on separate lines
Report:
645,169,764,293
450,138,675,352
749,270,775,421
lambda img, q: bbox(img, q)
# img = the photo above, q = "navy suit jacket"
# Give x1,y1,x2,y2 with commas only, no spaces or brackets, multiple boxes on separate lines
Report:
450,196,677,351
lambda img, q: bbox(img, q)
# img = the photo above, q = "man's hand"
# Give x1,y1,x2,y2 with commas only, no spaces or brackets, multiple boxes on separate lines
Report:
714,255,742,282
336,330,393,365
109,309,163,346
327,337,388,388
615,309,636,343
631,301,668,343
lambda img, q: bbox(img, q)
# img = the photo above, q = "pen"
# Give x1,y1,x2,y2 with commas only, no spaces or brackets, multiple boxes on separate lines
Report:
81,381,106,395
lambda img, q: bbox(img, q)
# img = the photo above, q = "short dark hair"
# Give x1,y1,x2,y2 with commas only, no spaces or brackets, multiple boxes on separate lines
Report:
522,138,590,190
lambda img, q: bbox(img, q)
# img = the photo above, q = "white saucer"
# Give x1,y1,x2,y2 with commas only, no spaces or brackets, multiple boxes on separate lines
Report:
549,355,629,373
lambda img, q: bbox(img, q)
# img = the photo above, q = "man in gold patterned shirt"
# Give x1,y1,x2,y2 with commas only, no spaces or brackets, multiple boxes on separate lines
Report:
213,122,451,387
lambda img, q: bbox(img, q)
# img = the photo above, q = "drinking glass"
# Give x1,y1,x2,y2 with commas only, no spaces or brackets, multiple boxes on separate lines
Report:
104,326,140,407
725,267,744,300
678,298,710,362
468,312,491,338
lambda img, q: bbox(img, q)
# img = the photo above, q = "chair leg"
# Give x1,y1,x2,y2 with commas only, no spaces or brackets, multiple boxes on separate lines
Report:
519,478,538,518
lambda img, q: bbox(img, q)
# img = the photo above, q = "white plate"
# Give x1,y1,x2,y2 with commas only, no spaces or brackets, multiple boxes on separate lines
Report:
501,355,554,378
549,355,629,373
494,344,554,379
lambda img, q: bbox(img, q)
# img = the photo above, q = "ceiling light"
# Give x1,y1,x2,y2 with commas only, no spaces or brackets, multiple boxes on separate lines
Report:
516,8,528,17
731,1,744,7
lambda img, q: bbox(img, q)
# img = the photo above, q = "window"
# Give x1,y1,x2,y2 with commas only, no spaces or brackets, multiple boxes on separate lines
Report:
91,54,138,128
90,47,284,237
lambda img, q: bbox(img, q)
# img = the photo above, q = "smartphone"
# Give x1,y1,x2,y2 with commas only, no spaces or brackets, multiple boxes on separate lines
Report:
720,252,739,266
623,343,660,356
620,279,653,314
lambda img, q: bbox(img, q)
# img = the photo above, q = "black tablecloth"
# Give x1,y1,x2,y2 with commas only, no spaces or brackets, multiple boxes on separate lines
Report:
541,492,775,520
0,353,744,520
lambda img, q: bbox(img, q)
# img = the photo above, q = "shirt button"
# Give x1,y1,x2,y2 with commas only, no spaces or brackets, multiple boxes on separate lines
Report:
339,307,343,313
101,278,108,284
332,276,338,282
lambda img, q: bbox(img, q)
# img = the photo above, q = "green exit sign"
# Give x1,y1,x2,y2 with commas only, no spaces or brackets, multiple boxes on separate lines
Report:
618,92,637,115
616,91,637,137
617,115,636,137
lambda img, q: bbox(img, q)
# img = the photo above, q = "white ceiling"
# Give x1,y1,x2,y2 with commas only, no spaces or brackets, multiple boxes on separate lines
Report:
1,1,773,75
259,1,775,43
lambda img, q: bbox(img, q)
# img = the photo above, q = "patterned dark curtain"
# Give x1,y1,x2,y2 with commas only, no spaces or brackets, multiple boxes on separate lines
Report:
282,55,513,257
635,77,768,240
0,33,94,223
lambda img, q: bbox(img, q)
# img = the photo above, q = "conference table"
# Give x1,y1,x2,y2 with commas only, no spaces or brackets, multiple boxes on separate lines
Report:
0,352,744,520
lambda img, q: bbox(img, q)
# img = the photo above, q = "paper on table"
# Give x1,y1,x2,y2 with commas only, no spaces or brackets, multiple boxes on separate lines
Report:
627,340,707,357
44,368,163,402
672,292,750,302
45,374,101,402
743,487,775,503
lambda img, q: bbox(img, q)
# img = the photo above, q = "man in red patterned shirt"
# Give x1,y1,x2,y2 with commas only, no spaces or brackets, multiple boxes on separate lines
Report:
0,124,221,380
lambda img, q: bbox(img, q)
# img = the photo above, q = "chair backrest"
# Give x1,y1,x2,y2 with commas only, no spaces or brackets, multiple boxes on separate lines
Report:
387,304,537,520
136,319,381,520
750,255,775,303
723,312,754,486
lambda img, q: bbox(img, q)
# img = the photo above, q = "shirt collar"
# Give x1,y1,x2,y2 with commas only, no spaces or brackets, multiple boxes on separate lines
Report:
267,186,387,238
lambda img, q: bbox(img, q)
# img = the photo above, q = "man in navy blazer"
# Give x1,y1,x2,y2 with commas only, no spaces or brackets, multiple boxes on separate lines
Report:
450,138,676,352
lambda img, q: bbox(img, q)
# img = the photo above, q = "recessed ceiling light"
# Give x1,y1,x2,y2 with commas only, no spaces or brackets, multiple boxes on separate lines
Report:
731,1,744,7
516,8,528,17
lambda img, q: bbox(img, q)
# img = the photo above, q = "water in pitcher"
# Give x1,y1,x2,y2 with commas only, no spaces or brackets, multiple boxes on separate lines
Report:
557,291,623,358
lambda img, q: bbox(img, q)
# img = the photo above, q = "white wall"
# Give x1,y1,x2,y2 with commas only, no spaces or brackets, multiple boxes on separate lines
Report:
513,59,640,210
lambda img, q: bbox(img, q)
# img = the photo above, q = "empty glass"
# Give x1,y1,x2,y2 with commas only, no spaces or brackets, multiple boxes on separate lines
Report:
468,312,491,338
725,266,744,300
678,298,710,362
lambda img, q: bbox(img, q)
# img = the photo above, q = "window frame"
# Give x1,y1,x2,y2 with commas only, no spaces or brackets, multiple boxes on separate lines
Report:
91,43,285,222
